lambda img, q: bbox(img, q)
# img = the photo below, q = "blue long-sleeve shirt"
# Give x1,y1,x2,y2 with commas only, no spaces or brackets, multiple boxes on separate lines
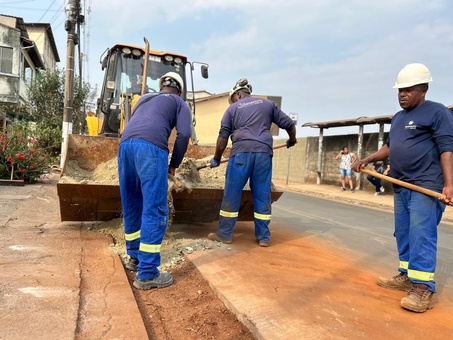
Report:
387,100,453,192
120,92,191,168
219,96,295,157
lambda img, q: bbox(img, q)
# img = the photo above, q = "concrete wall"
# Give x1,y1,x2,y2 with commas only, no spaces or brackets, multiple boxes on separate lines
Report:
272,132,391,193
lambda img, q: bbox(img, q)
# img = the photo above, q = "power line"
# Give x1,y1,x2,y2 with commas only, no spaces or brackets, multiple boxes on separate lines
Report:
37,0,58,22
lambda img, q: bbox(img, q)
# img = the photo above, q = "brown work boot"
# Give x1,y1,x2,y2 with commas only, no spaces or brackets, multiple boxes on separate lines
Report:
125,258,138,271
208,232,232,244
377,272,412,291
255,238,269,247
400,283,434,313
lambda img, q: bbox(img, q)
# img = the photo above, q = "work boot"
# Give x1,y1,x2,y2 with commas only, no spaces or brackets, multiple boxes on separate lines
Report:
125,258,138,271
400,283,434,313
133,272,174,290
377,272,412,291
256,238,269,247
208,232,232,244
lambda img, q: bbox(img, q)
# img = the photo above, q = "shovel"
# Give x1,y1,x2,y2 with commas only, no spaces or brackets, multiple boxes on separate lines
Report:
360,168,446,200
196,143,289,170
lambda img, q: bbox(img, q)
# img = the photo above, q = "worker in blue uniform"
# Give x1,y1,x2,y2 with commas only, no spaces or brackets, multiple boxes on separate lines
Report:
118,72,191,290
353,63,453,312
208,78,297,247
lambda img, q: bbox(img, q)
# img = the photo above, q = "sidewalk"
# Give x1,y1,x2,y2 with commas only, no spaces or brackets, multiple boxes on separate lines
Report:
0,173,147,340
1,176,452,339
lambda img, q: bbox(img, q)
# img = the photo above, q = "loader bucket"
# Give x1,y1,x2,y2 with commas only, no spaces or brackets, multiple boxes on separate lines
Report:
57,134,283,222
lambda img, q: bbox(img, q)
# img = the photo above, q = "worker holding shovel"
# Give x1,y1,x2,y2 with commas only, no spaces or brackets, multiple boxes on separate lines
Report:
352,63,453,313
207,78,297,247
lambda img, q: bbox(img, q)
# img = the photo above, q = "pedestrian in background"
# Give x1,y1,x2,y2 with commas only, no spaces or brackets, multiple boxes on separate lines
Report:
335,146,357,192
118,72,191,290
208,78,297,247
352,63,453,313
367,159,390,195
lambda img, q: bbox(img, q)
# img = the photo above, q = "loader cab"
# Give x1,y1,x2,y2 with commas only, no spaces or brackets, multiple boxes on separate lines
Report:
97,44,190,136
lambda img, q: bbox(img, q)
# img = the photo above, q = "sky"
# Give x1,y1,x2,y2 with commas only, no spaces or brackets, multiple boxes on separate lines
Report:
2,0,453,137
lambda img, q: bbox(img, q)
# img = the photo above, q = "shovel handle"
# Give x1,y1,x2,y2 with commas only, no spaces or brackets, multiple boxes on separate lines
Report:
360,168,446,200
196,143,289,170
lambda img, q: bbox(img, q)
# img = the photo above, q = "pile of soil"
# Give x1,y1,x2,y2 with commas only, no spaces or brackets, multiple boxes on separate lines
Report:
85,217,220,273
59,156,228,189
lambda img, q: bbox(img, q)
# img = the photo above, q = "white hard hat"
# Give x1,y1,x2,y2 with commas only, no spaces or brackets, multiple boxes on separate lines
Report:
228,78,252,104
393,63,432,89
159,72,184,94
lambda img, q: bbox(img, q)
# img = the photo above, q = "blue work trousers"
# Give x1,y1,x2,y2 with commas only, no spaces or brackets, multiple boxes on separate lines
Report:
393,189,445,292
217,152,272,242
118,139,169,280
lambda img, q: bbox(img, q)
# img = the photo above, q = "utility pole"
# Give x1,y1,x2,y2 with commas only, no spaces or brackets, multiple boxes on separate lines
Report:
60,0,79,168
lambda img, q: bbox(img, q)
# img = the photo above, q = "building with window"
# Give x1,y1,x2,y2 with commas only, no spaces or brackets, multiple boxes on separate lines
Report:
0,14,59,129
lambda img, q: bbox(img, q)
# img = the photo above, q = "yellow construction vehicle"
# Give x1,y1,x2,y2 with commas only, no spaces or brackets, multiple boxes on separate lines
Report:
88,38,208,143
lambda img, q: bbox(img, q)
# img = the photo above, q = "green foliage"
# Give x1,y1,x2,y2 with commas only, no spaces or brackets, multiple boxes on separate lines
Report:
0,68,97,178
0,122,51,182
26,68,98,157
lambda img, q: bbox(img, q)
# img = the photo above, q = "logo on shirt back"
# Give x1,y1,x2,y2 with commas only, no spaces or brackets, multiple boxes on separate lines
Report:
238,99,263,109
405,120,417,130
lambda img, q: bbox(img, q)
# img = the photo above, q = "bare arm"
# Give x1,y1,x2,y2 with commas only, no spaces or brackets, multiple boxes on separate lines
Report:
213,136,228,161
440,151,453,206
286,125,297,147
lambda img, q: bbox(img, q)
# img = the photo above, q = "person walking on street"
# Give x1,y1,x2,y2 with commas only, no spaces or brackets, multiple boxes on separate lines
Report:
118,72,191,290
335,146,357,192
367,159,390,195
207,78,297,247
352,63,453,313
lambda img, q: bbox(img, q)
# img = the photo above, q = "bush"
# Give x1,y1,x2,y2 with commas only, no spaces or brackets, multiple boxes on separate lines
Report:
0,125,51,183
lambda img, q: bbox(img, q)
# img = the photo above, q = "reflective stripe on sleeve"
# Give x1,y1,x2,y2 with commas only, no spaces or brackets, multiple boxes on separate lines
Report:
139,243,161,253
220,210,239,218
254,212,271,221
125,230,140,241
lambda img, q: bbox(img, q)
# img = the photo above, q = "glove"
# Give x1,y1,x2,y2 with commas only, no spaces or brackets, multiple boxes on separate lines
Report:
286,139,297,148
210,158,221,168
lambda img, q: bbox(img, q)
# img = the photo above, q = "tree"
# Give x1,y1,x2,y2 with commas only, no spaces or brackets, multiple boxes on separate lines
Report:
26,68,97,157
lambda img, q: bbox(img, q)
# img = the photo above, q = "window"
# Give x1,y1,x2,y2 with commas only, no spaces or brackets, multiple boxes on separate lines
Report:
0,46,14,74
22,57,32,84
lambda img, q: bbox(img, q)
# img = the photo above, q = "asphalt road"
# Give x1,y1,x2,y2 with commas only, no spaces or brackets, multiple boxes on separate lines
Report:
272,191,453,298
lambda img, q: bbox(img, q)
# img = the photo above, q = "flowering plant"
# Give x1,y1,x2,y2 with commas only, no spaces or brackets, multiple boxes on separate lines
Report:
0,125,51,183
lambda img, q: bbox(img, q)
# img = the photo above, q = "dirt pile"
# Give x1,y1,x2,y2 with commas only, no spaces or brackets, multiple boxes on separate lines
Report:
85,218,226,273
59,156,227,189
